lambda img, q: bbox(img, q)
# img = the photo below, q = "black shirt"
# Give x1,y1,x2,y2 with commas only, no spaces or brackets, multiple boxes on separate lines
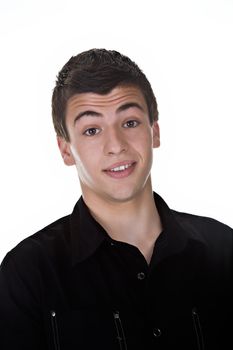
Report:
0,193,232,349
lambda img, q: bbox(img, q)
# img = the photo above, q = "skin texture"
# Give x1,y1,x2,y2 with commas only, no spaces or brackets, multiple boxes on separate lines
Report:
57,86,162,263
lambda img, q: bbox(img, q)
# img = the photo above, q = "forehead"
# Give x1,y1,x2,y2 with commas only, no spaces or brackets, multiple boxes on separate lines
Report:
66,86,147,113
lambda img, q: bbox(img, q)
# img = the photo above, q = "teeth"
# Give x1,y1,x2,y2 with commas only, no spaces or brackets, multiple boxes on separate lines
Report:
110,164,132,172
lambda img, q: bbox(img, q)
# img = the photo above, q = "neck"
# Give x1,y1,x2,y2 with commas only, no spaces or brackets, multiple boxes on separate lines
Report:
82,182,163,264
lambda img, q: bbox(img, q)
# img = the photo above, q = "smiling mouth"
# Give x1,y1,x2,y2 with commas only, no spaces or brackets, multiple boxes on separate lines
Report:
104,161,136,172
103,161,136,178
109,163,133,172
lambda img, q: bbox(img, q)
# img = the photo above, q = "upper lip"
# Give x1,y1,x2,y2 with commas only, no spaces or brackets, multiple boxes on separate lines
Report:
103,161,136,171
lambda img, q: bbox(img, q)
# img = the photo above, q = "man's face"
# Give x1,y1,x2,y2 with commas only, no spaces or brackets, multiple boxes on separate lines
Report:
58,86,160,203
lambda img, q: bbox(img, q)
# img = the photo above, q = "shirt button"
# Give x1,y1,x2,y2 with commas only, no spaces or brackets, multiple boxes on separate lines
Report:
137,272,146,280
153,328,162,337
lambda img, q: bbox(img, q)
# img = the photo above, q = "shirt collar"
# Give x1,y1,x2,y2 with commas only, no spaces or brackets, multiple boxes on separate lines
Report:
70,196,109,266
152,192,207,266
70,192,205,266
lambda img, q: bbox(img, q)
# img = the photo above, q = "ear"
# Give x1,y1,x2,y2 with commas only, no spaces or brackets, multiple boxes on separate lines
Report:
57,136,75,166
152,121,160,148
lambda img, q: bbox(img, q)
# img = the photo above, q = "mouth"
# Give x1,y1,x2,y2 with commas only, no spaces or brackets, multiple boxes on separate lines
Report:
103,161,136,179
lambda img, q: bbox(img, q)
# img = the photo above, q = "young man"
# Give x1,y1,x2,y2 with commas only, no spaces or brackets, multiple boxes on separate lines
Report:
0,49,232,350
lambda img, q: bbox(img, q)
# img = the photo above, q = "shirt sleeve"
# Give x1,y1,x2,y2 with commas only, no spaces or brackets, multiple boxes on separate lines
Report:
0,245,47,350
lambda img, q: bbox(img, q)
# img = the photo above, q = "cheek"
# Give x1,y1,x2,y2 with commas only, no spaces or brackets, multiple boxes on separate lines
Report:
134,133,154,164
71,143,99,171
132,129,153,150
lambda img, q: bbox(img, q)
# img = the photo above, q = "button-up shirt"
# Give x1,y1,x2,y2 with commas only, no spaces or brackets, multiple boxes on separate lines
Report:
0,193,232,349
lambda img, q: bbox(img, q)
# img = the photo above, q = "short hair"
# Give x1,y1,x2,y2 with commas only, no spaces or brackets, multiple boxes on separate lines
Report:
52,48,159,141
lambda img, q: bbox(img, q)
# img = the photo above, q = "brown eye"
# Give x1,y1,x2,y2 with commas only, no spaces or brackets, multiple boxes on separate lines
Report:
83,128,101,136
123,120,140,128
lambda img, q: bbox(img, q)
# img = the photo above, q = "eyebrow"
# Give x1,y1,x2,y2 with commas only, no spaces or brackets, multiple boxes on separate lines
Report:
73,102,145,125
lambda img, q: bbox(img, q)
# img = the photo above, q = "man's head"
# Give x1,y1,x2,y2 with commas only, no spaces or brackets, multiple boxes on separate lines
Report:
53,49,160,204
52,48,158,142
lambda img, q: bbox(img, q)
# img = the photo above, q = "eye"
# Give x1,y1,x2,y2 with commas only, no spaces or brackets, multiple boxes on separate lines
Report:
83,128,101,136
123,120,140,128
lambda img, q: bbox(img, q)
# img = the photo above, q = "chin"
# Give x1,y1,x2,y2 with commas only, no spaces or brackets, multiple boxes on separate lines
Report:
103,186,143,204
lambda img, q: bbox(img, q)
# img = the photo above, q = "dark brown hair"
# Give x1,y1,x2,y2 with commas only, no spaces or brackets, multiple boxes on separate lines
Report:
52,49,158,141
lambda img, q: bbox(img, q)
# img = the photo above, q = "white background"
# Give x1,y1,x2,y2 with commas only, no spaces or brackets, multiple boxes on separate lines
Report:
0,0,232,262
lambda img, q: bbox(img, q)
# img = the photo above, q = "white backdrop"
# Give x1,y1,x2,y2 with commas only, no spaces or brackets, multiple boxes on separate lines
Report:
0,0,232,262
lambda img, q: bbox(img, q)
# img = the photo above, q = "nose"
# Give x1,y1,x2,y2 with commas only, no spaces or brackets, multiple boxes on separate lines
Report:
104,127,128,156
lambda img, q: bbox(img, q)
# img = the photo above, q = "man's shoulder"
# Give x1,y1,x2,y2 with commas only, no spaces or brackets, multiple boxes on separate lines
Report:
171,209,233,251
1,214,72,269
155,192,232,240
172,208,232,231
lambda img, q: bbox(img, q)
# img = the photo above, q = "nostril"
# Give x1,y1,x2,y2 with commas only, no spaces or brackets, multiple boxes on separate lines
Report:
108,148,127,155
